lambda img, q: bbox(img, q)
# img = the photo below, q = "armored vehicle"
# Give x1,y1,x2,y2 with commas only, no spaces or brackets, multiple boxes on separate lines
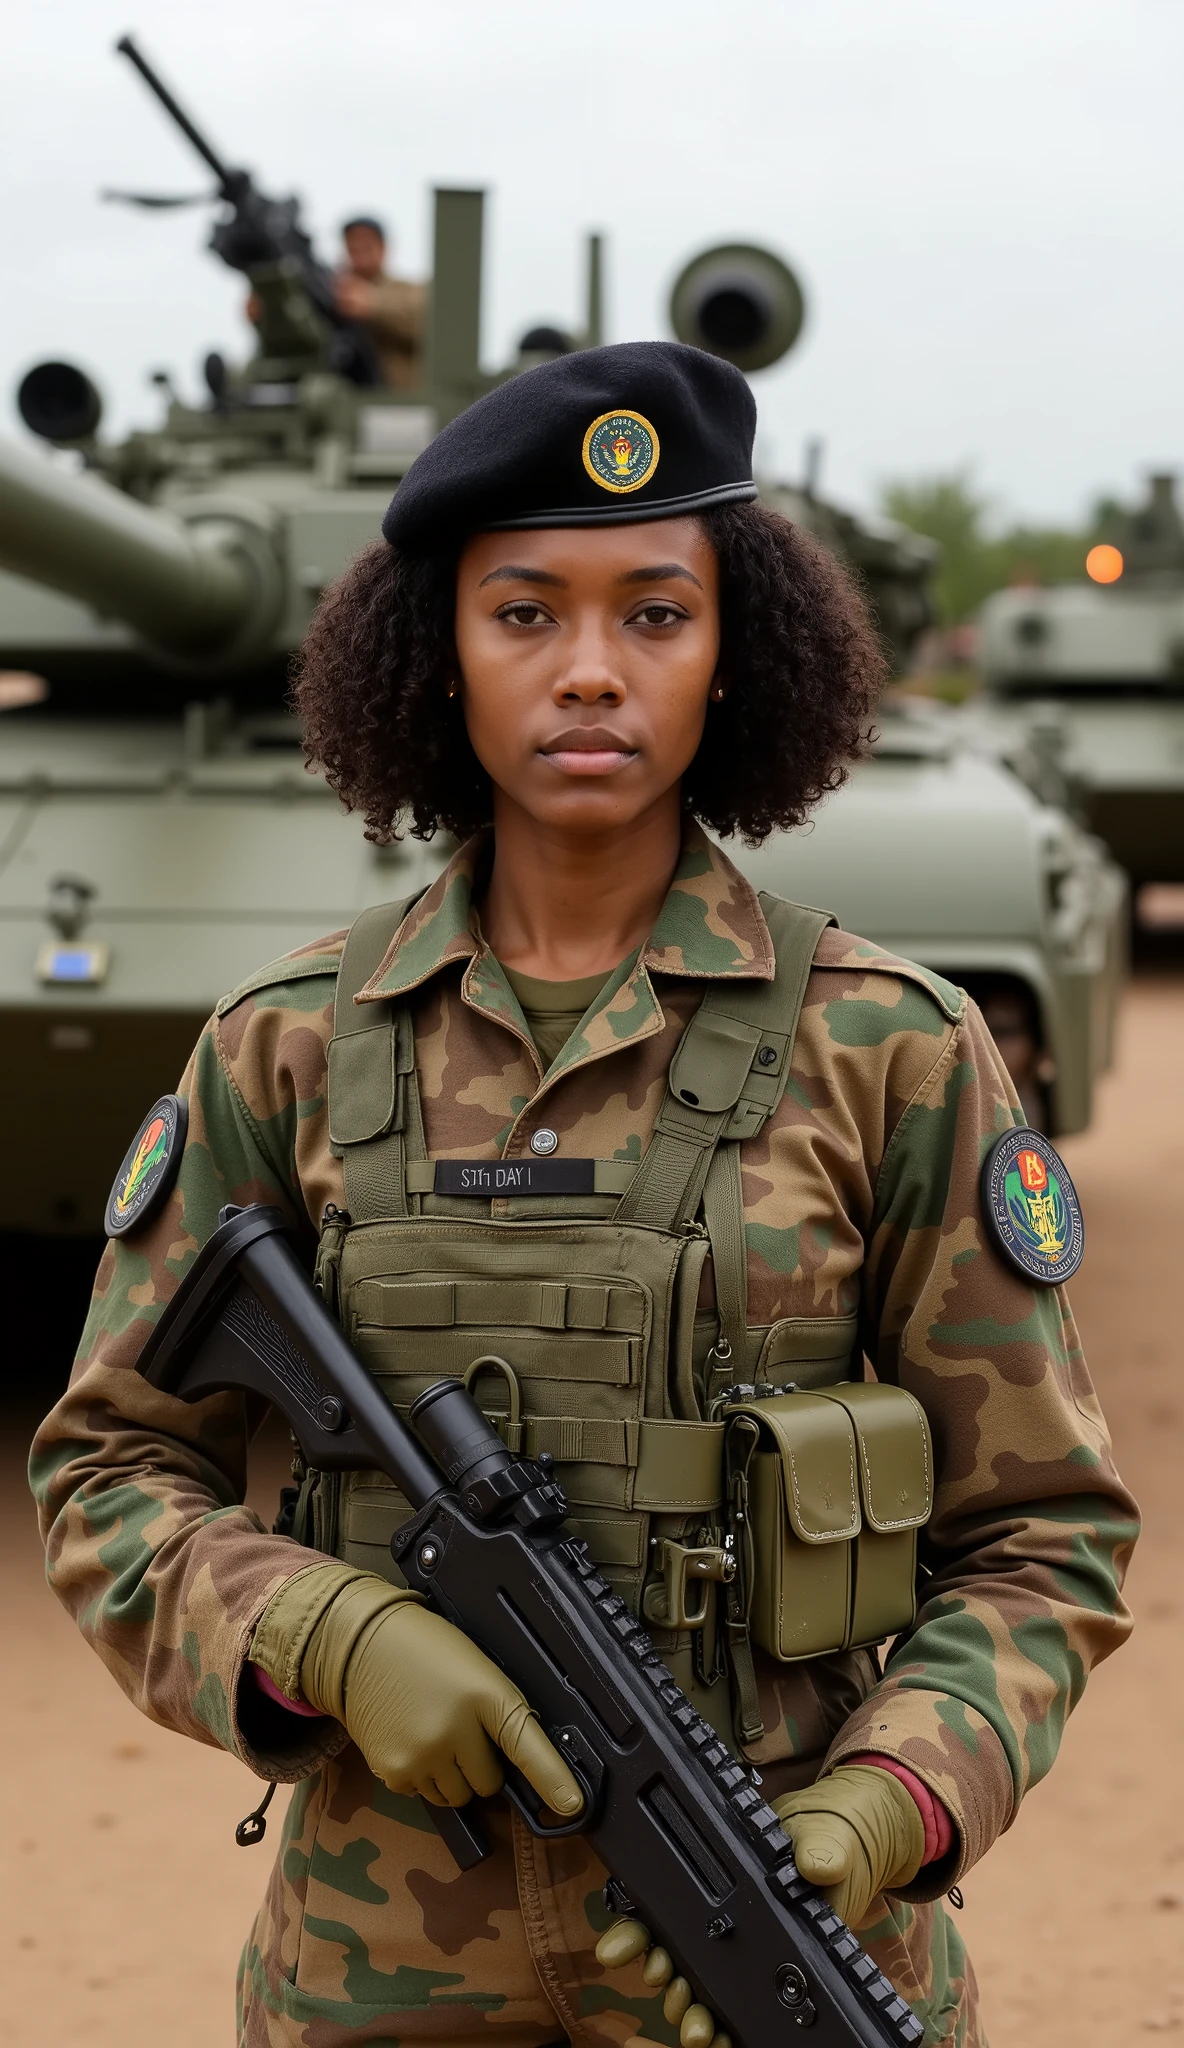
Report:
0,42,1125,1263
976,472,1184,887
741,696,1125,1135
0,38,603,1239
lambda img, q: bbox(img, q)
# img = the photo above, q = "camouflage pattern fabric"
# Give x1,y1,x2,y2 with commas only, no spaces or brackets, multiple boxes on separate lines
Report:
30,825,1138,2048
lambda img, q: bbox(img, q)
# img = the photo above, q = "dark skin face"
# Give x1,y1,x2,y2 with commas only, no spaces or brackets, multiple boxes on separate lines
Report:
335,225,388,319
342,223,387,280
453,518,723,978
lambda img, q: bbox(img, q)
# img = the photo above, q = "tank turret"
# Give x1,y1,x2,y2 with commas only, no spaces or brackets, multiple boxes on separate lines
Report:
0,40,606,704
667,242,936,673
975,470,1184,887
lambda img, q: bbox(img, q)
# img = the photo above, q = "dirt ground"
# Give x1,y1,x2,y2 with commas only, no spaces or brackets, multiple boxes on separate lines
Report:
1,977,1181,2047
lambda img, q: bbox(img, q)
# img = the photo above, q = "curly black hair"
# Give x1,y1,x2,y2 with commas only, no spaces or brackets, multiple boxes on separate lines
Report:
293,501,886,845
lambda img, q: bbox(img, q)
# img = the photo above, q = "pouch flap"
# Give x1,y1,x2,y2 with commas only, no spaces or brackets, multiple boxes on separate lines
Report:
633,1418,724,1511
669,1012,762,1113
758,1315,860,1375
729,1392,859,1543
815,1383,932,1532
327,1027,397,1145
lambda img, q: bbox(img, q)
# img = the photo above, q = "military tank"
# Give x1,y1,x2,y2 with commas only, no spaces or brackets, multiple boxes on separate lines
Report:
975,472,1184,888
0,40,1124,1258
740,695,1125,1134
0,37,607,1239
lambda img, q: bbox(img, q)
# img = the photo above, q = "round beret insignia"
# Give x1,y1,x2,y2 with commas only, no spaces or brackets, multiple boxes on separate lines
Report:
582,409,660,494
105,1093,187,1240
980,1127,1084,1286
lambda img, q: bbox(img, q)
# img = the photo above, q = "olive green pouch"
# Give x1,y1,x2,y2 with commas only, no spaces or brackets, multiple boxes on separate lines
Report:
725,1382,932,1662
815,1383,933,1647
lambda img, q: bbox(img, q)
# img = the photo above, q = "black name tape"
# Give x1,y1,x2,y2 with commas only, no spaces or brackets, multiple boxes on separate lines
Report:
435,1158,595,1196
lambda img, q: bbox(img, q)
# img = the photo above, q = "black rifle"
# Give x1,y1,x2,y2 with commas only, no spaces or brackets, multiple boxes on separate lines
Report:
138,1206,924,2048
114,35,381,386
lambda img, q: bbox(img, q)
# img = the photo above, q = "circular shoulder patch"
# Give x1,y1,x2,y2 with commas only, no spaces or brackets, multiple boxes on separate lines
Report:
105,1094,187,1239
582,409,660,494
980,1127,1084,1286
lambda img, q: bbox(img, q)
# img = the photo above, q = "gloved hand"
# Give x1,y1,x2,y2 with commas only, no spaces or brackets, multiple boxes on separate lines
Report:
595,1760,927,2039
595,1918,724,2048
251,1561,582,1814
773,1763,926,1928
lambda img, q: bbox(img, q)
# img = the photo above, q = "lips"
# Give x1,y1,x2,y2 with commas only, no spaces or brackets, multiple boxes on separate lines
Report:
538,726,639,777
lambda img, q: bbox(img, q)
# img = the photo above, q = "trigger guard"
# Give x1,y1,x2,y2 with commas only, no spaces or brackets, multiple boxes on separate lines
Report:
503,1724,603,1837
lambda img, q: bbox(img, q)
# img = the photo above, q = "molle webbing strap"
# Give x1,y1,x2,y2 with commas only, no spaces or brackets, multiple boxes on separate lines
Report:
702,1143,748,1366
327,894,425,1224
615,895,833,1238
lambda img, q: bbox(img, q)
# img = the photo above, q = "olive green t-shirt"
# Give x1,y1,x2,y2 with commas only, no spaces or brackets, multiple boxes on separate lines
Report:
501,963,617,1071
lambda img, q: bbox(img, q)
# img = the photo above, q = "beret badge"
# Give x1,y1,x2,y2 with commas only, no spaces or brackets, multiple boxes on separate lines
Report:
582,409,660,495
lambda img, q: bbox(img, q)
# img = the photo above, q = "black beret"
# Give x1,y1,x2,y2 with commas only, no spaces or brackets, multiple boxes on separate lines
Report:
382,340,757,552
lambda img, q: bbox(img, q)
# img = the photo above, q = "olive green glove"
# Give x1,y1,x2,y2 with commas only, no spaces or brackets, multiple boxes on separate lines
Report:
595,1918,725,2048
252,1562,583,1813
773,1764,926,1928
596,1761,926,2037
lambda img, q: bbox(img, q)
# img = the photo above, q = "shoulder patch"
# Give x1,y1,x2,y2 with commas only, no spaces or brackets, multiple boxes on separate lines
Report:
105,1094,187,1238
812,929,966,1023
981,1126,1085,1286
215,940,344,1019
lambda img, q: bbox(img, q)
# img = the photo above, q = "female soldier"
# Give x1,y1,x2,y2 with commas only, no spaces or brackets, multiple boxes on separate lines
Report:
33,343,1136,2048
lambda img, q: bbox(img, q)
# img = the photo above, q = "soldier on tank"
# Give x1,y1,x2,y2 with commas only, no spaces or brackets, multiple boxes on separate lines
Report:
32,342,1137,2048
333,214,426,390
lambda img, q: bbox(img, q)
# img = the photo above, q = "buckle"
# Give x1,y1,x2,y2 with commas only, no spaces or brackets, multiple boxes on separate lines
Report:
642,1538,737,1630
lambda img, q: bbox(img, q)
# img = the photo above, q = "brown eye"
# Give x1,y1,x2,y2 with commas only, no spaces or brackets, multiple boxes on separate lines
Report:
496,601,553,628
632,603,684,628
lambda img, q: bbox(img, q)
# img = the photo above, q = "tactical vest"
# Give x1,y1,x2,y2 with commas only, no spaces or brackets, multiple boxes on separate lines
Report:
299,889,932,1747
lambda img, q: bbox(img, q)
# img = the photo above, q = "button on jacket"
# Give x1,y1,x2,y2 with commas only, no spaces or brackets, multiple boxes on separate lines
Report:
31,826,1136,2048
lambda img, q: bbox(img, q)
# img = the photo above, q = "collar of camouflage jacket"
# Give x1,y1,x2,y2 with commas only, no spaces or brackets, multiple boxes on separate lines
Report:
354,821,775,1069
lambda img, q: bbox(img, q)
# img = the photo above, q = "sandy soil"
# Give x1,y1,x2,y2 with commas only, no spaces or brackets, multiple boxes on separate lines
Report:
1,978,1180,2046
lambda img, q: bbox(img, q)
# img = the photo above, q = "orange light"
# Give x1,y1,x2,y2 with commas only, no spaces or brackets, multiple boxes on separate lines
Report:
1086,544,1124,584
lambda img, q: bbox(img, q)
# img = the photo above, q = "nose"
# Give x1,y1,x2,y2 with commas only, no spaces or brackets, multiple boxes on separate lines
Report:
552,619,625,707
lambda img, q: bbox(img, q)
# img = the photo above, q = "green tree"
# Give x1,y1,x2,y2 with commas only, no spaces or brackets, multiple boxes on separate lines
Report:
881,473,1097,627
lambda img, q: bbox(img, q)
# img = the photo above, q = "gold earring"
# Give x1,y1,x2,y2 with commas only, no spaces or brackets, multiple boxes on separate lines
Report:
712,683,726,701
447,680,458,699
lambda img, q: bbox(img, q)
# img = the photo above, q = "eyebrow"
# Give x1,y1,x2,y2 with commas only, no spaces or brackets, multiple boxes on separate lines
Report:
617,564,703,589
477,565,566,587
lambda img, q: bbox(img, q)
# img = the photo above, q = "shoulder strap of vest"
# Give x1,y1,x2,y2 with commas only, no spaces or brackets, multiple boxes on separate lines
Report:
614,894,834,1239
327,892,427,1223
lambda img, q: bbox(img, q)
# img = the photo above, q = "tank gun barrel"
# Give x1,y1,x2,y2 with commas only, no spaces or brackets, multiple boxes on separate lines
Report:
0,435,261,658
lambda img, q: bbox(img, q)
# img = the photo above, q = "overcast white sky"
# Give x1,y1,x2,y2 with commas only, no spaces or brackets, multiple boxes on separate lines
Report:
4,0,1182,526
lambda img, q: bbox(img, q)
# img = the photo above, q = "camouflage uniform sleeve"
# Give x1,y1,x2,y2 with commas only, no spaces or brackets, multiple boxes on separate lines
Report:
27,997,349,1783
825,997,1139,1894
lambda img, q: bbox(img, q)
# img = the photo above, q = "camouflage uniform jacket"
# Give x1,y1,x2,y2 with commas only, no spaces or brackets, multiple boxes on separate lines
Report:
31,825,1137,2048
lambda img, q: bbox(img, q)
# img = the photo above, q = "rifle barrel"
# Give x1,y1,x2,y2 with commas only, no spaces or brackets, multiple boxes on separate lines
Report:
115,35,234,190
